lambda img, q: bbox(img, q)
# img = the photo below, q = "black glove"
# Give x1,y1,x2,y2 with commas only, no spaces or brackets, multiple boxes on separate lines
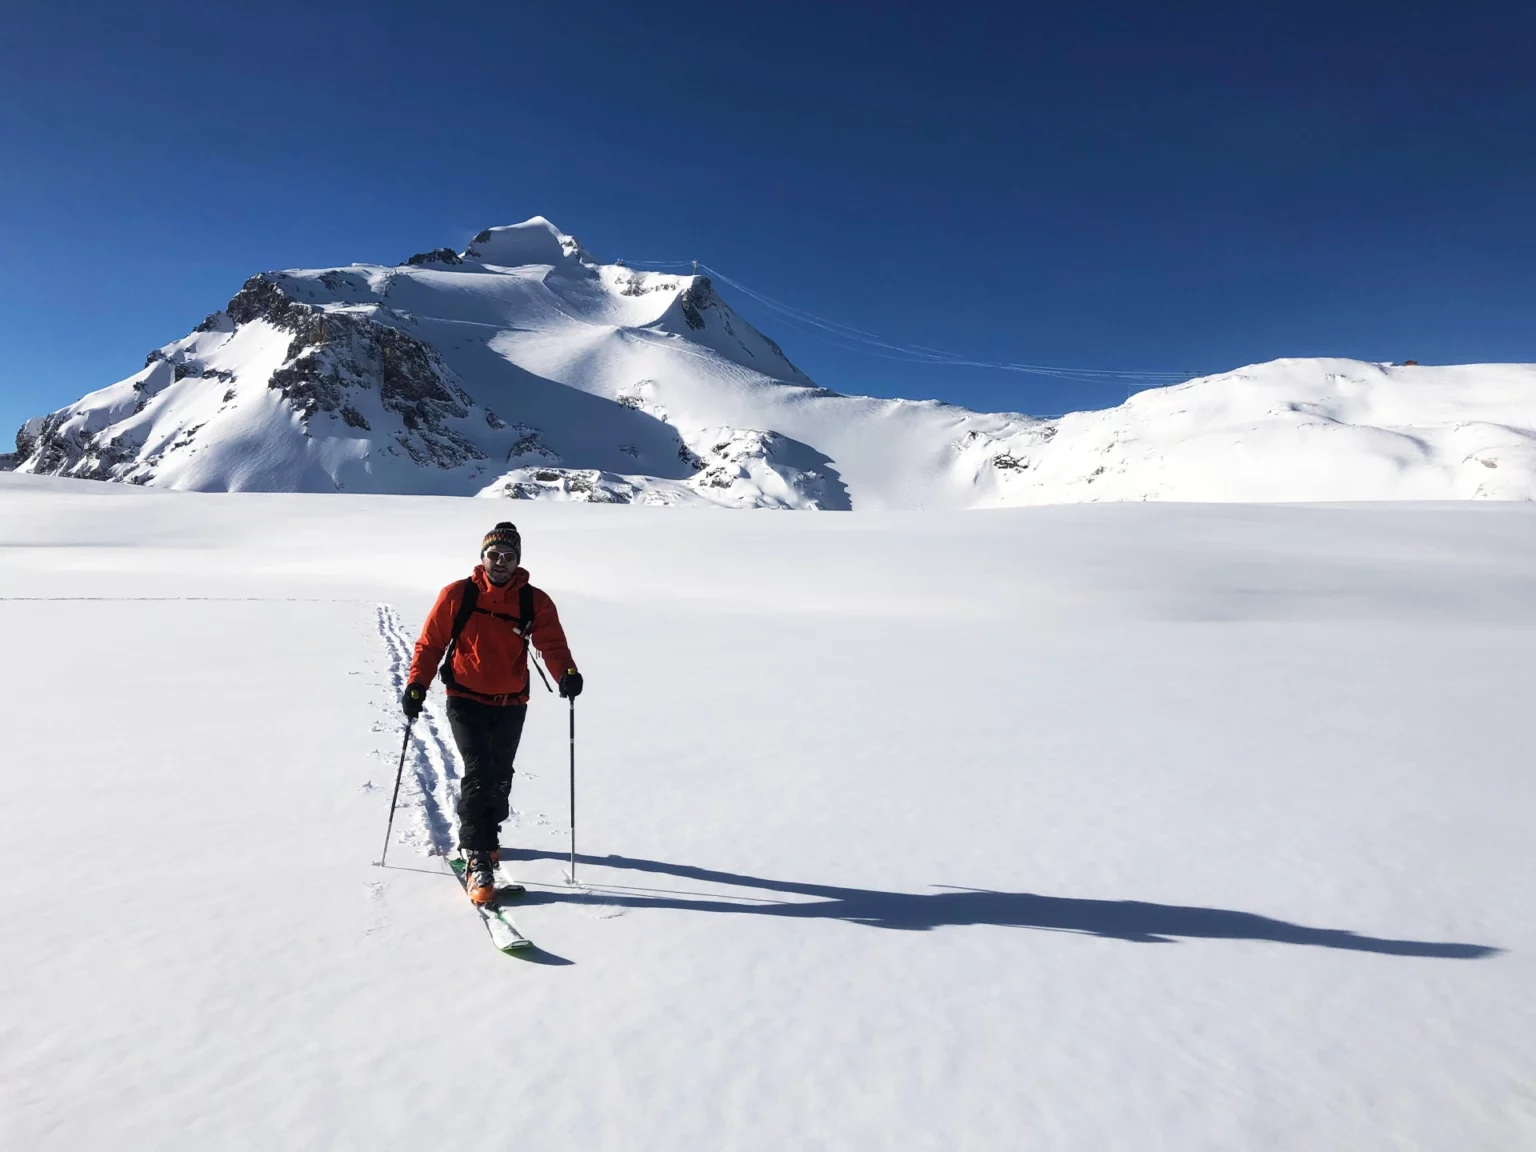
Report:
559,670,584,699
402,683,427,720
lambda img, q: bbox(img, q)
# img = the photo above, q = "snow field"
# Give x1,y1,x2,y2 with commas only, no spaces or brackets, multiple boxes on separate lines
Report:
1,474,1534,1149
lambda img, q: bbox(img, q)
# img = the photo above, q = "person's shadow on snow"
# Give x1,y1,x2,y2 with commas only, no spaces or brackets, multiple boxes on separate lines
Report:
512,851,1499,959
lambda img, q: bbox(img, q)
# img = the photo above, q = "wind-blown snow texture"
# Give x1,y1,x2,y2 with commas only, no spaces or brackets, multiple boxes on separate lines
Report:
2,473,1533,1150
13,217,1535,506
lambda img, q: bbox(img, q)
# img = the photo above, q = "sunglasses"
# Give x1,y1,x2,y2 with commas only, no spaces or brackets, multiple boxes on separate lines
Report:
483,549,519,564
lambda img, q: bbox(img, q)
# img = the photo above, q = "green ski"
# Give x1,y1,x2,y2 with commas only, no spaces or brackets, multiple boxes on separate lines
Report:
450,857,532,953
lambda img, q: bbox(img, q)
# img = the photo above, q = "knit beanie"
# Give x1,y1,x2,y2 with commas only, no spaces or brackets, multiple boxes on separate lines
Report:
481,521,521,557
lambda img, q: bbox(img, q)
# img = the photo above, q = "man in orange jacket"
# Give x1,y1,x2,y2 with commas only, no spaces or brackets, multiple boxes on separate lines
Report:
402,522,582,905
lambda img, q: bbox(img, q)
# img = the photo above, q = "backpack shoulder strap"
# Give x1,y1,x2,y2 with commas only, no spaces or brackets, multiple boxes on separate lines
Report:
439,578,480,692
449,578,480,645
520,583,554,695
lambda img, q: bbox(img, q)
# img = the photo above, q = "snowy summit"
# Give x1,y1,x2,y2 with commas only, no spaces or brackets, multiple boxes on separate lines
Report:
10,216,1536,506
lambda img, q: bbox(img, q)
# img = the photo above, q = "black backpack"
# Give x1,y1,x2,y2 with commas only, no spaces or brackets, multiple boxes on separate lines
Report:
439,579,547,699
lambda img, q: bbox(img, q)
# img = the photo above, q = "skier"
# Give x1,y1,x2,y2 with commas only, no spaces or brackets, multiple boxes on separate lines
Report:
402,522,582,906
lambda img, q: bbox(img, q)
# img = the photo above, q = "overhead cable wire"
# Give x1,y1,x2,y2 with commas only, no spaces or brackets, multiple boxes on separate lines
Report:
625,258,1196,385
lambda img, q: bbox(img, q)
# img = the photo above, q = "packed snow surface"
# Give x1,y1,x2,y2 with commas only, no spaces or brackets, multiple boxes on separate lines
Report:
11,217,1535,506
1,473,1532,1150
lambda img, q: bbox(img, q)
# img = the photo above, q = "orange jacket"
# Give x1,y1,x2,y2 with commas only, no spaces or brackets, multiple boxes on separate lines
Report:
409,566,577,704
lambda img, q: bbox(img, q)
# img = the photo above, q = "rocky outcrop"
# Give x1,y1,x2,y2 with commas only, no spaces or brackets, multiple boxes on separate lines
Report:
505,425,560,464
678,277,714,330
15,417,43,464
208,273,481,462
484,467,669,504
480,464,750,506
15,269,496,482
479,427,852,510
15,411,143,481
264,300,486,469
680,427,850,509
403,248,464,267
226,274,315,328
143,349,234,383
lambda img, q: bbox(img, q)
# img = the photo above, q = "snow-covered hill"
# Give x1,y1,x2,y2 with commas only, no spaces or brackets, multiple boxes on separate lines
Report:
12,217,1536,506
996,358,1536,504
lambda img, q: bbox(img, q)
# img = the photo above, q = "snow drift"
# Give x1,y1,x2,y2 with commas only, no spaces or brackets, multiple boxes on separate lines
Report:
12,217,1536,506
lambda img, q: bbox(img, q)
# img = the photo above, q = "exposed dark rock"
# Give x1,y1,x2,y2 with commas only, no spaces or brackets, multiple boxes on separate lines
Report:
20,413,70,473
678,277,714,330
194,312,227,333
226,274,316,328
993,453,1028,470
20,410,141,480
139,354,235,385
269,349,347,419
719,309,751,355
760,332,799,373
403,248,464,267
169,424,204,452
485,409,507,430
506,426,558,462
16,421,40,462
377,324,457,410
489,468,650,503
616,270,674,298
260,307,484,469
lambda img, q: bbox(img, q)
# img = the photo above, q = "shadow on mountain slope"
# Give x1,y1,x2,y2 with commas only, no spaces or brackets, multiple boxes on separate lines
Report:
512,851,1499,959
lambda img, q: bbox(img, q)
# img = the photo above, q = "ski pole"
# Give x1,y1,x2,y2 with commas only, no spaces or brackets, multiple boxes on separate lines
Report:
566,696,578,884
376,720,413,867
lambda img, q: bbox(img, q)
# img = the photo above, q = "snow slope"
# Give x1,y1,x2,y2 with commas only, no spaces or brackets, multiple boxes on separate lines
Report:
2,473,1533,1150
13,217,1534,507
993,358,1536,504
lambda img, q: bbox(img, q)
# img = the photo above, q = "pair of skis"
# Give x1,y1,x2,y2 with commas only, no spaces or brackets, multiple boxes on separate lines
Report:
450,855,532,953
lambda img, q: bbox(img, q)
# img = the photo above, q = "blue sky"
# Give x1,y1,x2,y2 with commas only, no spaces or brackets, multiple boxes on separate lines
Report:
2,0,1532,441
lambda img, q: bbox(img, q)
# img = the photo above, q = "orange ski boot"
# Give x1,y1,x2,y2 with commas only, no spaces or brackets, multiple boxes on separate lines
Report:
464,850,496,907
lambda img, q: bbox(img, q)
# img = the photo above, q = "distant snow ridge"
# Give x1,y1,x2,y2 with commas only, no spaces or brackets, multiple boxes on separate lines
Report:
13,216,1536,505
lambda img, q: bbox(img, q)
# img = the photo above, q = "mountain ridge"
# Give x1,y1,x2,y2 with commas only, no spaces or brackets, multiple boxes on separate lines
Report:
11,218,1536,506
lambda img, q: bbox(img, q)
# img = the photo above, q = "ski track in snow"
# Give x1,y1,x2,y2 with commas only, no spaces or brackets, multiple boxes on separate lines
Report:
374,603,460,858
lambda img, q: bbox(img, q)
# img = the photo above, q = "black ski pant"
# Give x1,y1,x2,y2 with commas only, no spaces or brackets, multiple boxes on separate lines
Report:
445,696,527,852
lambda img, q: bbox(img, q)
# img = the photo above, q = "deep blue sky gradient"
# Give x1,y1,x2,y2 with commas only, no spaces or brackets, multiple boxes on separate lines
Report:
2,0,1533,441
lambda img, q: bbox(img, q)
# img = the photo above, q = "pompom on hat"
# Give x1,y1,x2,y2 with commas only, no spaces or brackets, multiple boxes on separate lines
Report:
481,522,522,558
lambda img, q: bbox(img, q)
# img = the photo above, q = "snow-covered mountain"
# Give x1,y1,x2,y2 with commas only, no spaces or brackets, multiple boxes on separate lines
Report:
12,217,1536,506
